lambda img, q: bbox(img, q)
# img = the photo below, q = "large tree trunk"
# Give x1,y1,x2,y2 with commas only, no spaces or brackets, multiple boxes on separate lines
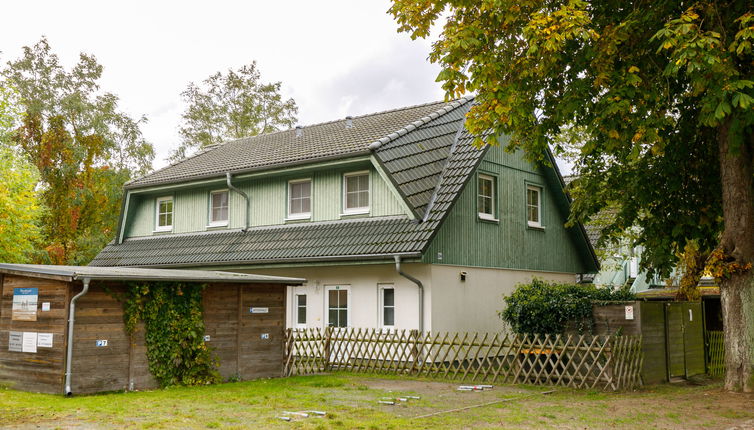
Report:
717,120,754,392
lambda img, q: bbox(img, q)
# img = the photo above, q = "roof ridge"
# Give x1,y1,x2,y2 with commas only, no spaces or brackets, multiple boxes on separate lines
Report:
367,95,474,151
216,98,455,146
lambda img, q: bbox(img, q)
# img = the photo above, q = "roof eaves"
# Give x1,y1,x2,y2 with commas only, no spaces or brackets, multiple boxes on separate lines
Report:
125,150,372,190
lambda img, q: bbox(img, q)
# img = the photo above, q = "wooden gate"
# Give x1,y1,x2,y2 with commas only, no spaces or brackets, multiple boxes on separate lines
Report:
665,302,705,379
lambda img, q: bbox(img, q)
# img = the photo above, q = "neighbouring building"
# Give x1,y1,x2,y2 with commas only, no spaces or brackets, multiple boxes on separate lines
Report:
91,97,599,333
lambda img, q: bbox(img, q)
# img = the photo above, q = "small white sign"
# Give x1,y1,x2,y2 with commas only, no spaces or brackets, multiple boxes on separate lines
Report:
41,302,51,312
625,305,635,320
8,331,22,352
37,333,53,348
250,307,269,314
96,340,108,347
22,332,38,353
260,333,270,340
203,335,211,342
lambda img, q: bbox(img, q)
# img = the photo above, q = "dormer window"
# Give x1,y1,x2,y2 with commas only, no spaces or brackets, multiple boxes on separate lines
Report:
288,179,312,219
209,190,229,226
155,196,173,232
343,171,369,214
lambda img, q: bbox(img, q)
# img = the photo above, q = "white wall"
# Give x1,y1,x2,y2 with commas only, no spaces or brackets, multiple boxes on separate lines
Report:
429,265,576,333
240,264,429,331
239,263,578,333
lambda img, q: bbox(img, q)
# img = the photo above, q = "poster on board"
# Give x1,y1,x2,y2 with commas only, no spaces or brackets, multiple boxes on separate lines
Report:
12,288,38,321
8,331,22,352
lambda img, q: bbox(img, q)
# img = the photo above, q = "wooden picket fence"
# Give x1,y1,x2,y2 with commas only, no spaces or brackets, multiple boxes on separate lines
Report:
705,330,725,377
284,328,643,391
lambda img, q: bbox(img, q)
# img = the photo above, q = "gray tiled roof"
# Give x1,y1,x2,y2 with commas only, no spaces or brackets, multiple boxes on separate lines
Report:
127,100,456,188
91,99,487,267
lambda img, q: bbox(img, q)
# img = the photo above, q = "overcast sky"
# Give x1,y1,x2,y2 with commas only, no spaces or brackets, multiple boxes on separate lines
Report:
1,1,573,174
0,0,447,168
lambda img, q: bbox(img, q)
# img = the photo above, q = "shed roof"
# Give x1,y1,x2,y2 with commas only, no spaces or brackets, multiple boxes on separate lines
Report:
0,264,305,284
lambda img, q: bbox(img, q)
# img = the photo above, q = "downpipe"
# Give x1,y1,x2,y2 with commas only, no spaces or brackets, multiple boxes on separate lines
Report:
64,278,90,396
226,172,250,232
394,255,424,332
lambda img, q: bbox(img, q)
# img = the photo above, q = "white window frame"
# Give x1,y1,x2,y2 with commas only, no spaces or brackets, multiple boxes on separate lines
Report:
208,189,229,227
378,284,395,331
294,293,307,328
154,196,173,232
342,171,370,215
526,185,542,228
477,174,496,221
325,285,350,328
287,178,312,220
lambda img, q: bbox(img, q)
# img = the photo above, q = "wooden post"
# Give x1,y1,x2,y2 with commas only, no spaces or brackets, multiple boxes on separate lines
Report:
410,329,420,374
323,326,332,372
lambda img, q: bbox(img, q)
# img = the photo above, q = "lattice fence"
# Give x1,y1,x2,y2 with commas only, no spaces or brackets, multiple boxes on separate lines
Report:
705,330,725,377
284,328,643,391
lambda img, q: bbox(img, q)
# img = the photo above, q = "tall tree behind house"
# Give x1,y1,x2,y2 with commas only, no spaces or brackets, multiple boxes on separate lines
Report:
2,38,155,264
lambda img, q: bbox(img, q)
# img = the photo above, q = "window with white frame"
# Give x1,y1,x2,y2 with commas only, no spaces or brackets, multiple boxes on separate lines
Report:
295,294,307,327
209,190,229,226
288,179,312,219
379,284,395,329
343,172,369,214
327,286,349,328
155,196,173,231
526,185,542,227
477,174,495,220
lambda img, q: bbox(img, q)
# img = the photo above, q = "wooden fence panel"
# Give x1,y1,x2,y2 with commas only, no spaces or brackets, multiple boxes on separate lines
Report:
705,331,725,377
284,328,643,391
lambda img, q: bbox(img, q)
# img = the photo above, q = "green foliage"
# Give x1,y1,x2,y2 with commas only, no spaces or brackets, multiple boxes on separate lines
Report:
172,61,298,161
121,282,220,387
1,37,155,264
500,279,635,335
388,0,752,278
0,146,42,263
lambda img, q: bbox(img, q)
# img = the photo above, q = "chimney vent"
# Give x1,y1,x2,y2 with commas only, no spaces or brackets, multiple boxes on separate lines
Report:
295,125,303,138
345,116,353,129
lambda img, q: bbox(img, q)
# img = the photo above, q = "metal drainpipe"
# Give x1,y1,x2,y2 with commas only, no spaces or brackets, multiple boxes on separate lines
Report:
64,278,90,396
394,255,424,332
226,172,250,231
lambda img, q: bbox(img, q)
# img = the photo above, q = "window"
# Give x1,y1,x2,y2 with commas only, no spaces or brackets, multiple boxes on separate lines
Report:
288,179,312,219
295,294,307,327
379,284,395,329
155,196,173,231
343,172,369,214
209,190,229,226
327,286,349,328
526,185,542,227
477,174,495,220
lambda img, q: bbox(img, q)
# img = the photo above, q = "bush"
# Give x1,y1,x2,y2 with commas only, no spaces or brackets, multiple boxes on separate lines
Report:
500,279,635,335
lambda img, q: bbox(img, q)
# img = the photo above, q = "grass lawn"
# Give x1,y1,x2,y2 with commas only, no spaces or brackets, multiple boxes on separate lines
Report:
1,373,753,429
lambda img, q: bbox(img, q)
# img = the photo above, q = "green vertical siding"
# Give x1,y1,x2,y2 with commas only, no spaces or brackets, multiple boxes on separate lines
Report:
175,189,207,233
124,163,409,238
423,145,589,273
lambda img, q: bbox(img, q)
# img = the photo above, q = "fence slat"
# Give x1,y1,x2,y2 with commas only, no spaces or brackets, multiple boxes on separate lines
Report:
283,328,643,391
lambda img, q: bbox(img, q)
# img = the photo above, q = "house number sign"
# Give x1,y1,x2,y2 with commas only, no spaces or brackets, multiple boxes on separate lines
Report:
250,307,269,314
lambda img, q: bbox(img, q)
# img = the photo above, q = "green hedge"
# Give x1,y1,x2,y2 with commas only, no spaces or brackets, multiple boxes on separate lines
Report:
500,279,635,335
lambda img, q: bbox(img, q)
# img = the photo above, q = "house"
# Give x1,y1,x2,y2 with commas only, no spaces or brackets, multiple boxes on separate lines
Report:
91,97,599,333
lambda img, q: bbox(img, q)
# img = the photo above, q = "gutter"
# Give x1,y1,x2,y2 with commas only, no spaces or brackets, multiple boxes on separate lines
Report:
64,278,90,396
226,172,250,232
394,255,424,332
